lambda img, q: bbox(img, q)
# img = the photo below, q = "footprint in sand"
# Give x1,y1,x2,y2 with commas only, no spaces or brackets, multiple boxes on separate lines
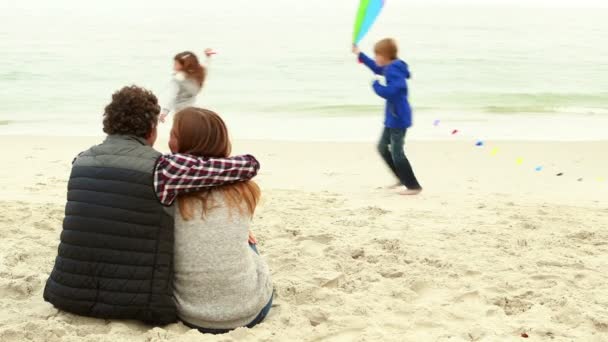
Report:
4,250,29,267
529,274,561,281
520,221,539,230
568,231,595,240
378,269,404,279
350,248,365,259
590,317,608,333
332,218,370,227
409,280,432,295
313,328,364,342
295,234,334,244
421,257,452,269
374,238,403,253
465,330,486,341
0,274,42,300
284,229,301,237
33,221,56,231
298,240,329,258
362,206,391,215
537,209,549,215
464,270,482,277
492,294,534,316
454,290,482,303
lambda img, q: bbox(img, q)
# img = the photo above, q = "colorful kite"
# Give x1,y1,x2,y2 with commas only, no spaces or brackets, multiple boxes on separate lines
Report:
353,0,386,44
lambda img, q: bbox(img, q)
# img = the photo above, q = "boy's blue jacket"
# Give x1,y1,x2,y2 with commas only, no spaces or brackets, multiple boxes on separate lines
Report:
358,52,412,129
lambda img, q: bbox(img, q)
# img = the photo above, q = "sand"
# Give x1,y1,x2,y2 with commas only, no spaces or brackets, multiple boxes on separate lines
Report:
0,135,607,342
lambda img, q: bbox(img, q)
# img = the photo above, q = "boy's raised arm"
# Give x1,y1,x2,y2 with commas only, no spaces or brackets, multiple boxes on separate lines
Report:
358,52,384,75
154,154,260,206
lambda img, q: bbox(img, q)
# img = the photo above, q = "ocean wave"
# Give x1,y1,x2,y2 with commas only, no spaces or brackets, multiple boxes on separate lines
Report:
417,92,608,115
264,104,381,116
261,102,607,117
481,106,608,115
478,92,608,104
478,92,608,114
482,106,558,114
0,71,42,81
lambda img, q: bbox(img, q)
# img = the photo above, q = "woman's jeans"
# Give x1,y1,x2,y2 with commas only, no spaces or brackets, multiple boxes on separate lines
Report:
378,127,422,190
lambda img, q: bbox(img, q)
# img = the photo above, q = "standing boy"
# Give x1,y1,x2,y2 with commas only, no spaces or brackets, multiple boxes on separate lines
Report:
353,38,422,195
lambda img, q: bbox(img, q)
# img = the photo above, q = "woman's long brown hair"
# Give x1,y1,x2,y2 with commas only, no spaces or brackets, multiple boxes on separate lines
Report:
174,51,206,87
172,108,260,220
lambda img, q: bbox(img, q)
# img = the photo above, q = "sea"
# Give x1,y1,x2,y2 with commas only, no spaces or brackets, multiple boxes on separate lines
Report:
1,0,607,141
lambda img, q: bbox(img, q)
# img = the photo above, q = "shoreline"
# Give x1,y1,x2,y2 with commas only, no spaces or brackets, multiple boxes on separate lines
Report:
2,111,608,142
1,136,606,205
3,134,608,142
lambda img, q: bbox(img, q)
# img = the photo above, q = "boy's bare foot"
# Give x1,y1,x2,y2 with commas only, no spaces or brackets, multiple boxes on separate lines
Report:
386,182,402,189
399,188,423,196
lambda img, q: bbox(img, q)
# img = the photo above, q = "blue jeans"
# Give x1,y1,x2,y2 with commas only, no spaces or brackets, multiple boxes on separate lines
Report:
191,295,273,335
378,127,421,190
184,243,273,335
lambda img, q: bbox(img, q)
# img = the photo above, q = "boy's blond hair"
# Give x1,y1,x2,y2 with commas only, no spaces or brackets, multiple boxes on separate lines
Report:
374,38,398,60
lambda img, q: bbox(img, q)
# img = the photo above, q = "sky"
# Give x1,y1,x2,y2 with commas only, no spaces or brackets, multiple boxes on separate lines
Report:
408,0,607,6
1,0,608,10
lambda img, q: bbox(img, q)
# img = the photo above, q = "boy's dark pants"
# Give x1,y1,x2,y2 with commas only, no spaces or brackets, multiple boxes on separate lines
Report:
378,127,422,190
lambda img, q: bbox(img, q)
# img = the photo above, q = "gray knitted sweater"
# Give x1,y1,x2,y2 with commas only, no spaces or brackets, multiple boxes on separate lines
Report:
173,194,273,330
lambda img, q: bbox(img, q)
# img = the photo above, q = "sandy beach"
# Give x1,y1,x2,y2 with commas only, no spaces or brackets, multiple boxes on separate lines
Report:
0,135,607,341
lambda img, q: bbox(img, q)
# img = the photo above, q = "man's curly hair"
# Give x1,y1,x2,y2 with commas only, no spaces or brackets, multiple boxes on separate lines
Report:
103,86,160,138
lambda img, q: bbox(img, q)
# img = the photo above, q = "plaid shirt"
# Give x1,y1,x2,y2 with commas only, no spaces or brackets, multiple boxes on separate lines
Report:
154,153,260,206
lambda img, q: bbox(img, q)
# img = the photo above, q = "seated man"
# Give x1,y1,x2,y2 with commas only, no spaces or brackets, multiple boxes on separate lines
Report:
43,86,259,325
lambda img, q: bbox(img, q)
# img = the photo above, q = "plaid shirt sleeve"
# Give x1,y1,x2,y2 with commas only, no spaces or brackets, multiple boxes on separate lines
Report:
154,153,260,206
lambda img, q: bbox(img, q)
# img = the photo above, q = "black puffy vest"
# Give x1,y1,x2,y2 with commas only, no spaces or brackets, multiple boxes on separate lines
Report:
43,135,177,325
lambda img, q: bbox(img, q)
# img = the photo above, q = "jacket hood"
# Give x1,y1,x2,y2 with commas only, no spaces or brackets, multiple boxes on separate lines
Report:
387,60,410,79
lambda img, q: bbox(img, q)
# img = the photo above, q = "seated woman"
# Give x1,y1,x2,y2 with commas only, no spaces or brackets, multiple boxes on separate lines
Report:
154,107,273,333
